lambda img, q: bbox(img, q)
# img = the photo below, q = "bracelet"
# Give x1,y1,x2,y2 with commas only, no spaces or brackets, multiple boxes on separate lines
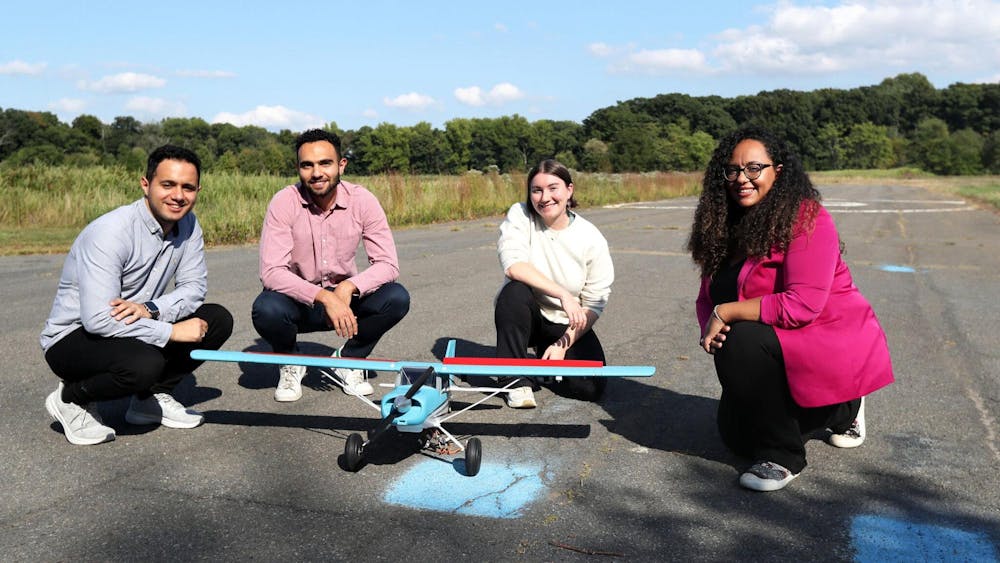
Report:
712,305,726,324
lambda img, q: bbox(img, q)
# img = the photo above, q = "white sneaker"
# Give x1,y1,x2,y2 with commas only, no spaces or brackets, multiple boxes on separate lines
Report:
829,397,866,448
334,367,374,396
505,386,537,409
45,383,115,445
126,393,204,429
274,364,307,402
332,348,373,396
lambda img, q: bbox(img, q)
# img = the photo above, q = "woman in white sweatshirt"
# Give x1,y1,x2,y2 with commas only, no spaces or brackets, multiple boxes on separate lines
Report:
494,159,615,408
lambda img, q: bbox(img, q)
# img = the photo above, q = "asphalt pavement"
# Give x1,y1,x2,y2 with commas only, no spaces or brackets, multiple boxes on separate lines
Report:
1,183,997,561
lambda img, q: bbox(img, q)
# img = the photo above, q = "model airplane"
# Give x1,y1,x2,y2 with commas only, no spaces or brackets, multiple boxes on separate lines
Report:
191,339,655,477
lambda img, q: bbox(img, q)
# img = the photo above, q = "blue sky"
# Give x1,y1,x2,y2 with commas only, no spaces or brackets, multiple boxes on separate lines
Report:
2,0,997,132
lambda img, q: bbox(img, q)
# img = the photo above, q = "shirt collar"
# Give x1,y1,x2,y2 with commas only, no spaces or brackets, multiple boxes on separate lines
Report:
296,180,350,212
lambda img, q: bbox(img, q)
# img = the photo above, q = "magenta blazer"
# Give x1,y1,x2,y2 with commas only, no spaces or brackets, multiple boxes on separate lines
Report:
697,204,894,407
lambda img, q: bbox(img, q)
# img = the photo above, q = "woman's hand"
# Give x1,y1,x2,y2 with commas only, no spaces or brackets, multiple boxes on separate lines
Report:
700,316,730,354
560,292,587,331
542,342,567,360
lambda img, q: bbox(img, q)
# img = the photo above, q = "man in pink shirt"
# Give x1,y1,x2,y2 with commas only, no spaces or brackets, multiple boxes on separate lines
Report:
252,129,410,401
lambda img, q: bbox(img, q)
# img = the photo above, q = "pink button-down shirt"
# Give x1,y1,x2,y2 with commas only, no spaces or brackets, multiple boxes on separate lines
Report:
259,181,400,305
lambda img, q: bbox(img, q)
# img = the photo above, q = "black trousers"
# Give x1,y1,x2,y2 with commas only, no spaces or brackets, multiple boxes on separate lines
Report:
251,283,410,358
714,321,860,474
494,281,606,398
45,303,233,406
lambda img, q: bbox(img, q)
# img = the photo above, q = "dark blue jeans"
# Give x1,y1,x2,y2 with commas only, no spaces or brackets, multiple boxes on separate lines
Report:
251,283,410,358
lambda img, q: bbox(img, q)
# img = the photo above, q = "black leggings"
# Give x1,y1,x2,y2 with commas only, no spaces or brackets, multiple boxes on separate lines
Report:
494,281,607,399
45,303,233,405
714,321,860,474
494,281,606,363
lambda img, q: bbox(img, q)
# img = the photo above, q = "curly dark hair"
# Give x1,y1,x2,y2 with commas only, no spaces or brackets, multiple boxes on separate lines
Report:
688,125,822,278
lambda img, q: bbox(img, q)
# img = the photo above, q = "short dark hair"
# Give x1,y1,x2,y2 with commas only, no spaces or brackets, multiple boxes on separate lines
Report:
145,145,202,184
525,159,578,218
295,129,343,161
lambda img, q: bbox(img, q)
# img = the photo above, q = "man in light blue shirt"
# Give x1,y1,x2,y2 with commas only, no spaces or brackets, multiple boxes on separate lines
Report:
40,145,233,445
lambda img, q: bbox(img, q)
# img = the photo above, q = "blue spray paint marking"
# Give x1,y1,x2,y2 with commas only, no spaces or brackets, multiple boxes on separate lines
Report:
384,460,545,518
878,264,916,273
851,515,998,562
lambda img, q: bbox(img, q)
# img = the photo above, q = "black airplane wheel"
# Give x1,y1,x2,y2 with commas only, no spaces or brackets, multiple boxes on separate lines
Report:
344,433,365,472
464,437,482,477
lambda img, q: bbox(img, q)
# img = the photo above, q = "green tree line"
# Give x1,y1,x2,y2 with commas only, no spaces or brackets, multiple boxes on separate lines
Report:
1,72,996,176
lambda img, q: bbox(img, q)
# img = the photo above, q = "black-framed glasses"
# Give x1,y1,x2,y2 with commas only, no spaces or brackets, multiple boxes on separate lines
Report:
723,163,772,181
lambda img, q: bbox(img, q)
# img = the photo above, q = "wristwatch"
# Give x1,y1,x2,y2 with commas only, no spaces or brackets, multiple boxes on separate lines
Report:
144,301,160,320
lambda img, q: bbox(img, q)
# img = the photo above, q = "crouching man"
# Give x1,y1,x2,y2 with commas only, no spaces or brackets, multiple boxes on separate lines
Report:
40,145,233,445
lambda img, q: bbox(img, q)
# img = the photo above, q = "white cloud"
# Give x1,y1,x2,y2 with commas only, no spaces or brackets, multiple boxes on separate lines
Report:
383,92,436,110
48,98,87,113
710,0,1000,74
125,96,187,118
211,105,325,131
622,48,708,73
78,72,166,93
454,86,485,106
454,83,525,107
362,108,378,119
588,42,614,57
0,60,46,75
175,69,237,78
495,22,508,32
593,0,1000,77
487,82,524,103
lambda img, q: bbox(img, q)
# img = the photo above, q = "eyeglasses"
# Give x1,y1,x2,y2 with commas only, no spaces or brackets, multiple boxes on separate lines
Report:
723,163,772,181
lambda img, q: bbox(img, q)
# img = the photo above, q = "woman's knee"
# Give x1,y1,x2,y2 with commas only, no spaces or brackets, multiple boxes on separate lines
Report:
495,281,534,326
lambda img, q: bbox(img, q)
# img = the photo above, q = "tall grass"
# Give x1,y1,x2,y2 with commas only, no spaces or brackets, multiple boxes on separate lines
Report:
0,165,701,254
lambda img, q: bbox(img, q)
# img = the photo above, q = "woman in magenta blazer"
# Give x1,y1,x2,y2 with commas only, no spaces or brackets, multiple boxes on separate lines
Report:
688,125,893,492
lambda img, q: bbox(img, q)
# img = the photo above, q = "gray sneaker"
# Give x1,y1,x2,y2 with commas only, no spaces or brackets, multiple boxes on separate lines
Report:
739,461,799,492
45,383,115,445
274,364,307,402
126,393,204,429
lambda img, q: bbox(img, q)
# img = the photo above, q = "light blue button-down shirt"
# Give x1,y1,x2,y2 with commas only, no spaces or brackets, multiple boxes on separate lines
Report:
40,198,207,351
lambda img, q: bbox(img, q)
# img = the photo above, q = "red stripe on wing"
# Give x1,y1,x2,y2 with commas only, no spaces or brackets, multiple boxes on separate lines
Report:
442,357,604,368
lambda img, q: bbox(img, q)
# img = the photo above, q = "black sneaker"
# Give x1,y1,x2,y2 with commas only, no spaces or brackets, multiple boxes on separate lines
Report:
739,461,798,492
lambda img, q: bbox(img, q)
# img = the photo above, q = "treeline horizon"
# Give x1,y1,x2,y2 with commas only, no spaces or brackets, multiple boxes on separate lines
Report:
1,72,997,177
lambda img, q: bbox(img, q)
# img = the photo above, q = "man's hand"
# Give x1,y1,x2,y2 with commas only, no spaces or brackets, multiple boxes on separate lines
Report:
109,298,150,325
317,284,358,338
170,317,208,343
